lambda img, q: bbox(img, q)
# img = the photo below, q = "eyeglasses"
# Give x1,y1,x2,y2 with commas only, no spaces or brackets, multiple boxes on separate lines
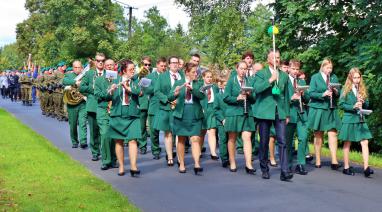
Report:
144,63,151,67
170,61,179,64
96,59,105,63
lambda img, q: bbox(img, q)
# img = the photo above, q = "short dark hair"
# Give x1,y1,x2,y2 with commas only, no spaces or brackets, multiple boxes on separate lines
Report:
242,51,254,60
168,56,179,64
141,56,151,63
184,62,197,73
120,59,134,72
156,57,167,64
267,48,280,56
281,60,289,66
191,53,200,59
289,59,300,68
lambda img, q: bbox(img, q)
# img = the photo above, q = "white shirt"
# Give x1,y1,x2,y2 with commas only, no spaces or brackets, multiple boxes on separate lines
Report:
184,79,193,104
97,69,103,77
237,76,245,87
289,74,297,86
207,86,215,103
122,76,130,106
169,71,181,87
321,71,328,83
352,84,357,97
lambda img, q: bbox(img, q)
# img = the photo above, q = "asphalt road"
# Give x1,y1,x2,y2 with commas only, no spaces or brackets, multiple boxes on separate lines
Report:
1,98,382,212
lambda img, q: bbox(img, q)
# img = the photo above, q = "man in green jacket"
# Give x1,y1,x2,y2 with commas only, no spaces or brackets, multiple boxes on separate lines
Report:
80,53,104,161
253,49,293,181
62,61,88,148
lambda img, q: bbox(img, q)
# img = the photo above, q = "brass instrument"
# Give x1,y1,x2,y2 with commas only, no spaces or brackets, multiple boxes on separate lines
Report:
63,64,90,105
138,66,150,78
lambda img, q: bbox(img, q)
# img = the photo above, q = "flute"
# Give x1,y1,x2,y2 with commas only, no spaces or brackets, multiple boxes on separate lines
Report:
355,84,365,123
107,78,129,94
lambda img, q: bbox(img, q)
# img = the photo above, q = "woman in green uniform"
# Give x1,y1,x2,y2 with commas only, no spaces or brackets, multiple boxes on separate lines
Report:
223,61,256,174
308,58,341,170
170,63,205,174
339,68,373,177
108,59,141,177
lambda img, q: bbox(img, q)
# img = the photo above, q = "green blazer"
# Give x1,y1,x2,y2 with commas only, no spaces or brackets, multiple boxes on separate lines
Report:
287,78,309,123
62,72,78,86
94,76,112,109
223,75,255,116
214,91,228,123
253,67,290,120
168,79,204,120
154,70,185,111
109,76,141,118
308,72,340,109
79,69,105,113
339,90,369,124
145,71,160,115
200,84,220,110
135,73,149,111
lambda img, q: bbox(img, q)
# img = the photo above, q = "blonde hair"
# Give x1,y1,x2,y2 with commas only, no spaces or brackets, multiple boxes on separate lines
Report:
319,58,333,72
341,67,368,99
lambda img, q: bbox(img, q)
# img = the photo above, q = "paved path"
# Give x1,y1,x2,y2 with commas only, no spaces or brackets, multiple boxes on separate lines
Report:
1,99,382,212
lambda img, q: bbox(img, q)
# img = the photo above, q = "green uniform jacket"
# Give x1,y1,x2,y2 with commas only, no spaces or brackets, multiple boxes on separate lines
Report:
168,79,204,120
223,75,256,116
80,69,105,112
136,73,149,110
109,75,141,118
308,72,340,109
214,91,228,123
146,71,161,115
154,70,185,111
287,78,309,123
253,67,290,120
339,90,369,124
62,72,78,86
94,76,112,109
200,84,220,110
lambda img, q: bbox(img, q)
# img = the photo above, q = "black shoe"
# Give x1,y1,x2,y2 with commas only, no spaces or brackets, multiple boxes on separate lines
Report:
179,168,187,174
72,144,78,148
118,172,125,176
229,167,237,172
364,167,373,178
315,164,322,168
130,169,141,177
91,155,100,161
269,160,278,167
42,112,46,115
139,148,147,155
237,149,244,154
101,164,110,170
194,167,203,175
201,147,206,153
153,155,160,160
221,160,229,168
245,166,256,175
185,148,189,154
210,155,219,160
295,164,308,175
343,167,355,176
262,171,270,179
306,155,314,162
80,143,88,149
167,159,174,167
331,163,342,170
280,171,293,181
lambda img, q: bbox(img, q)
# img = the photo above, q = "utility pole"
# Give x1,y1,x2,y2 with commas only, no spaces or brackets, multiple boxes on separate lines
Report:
112,0,137,39
129,6,133,38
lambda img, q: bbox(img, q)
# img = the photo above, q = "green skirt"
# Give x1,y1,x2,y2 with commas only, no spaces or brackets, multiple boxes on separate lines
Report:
173,104,202,136
108,116,141,141
153,109,172,132
308,107,341,131
338,123,372,142
270,125,276,137
202,103,217,130
225,115,255,132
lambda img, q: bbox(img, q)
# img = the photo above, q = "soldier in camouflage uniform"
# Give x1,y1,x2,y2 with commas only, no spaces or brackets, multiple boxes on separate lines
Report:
36,68,46,114
20,70,33,106
53,62,66,121
45,67,55,117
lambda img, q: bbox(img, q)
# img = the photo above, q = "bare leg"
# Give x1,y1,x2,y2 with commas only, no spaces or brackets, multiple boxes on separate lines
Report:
269,136,276,164
115,139,125,173
227,132,237,170
191,136,201,168
242,131,253,169
128,140,138,170
177,136,186,170
208,128,218,156
164,131,173,161
327,130,339,164
343,141,351,169
360,140,369,170
314,131,323,166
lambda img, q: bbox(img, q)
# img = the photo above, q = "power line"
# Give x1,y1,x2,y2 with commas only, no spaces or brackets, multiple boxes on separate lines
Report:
111,0,137,38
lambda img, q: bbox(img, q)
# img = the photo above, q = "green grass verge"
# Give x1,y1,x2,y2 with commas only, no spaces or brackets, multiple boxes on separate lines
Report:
0,109,139,211
308,143,382,168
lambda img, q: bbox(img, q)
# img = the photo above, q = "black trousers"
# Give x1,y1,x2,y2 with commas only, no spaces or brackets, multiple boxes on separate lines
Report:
1,86,8,98
9,87,17,101
258,114,288,173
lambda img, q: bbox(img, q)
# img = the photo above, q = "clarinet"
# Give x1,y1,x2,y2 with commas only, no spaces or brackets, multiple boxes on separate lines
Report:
328,74,335,109
355,84,365,123
241,77,248,114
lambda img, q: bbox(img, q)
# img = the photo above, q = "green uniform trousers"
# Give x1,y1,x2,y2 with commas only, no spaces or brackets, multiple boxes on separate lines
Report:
148,114,161,156
217,123,228,161
97,113,116,166
286,121,308,167
67,103,87,145
88,112,100,157
138,110,148,151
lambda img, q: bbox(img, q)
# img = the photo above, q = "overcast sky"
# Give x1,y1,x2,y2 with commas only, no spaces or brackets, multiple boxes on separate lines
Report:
0,0,271,48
